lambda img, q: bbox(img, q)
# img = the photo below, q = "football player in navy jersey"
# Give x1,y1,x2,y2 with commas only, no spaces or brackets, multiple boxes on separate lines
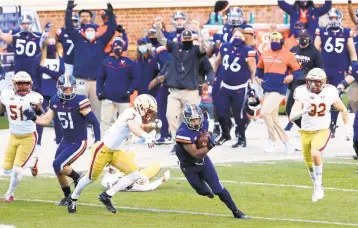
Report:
213,29,257,147
221,7,254,43
167,11,188,42
0,14,51,76
56,12,81,75
24,74,100,206
314,8,357,138
175,104,248,219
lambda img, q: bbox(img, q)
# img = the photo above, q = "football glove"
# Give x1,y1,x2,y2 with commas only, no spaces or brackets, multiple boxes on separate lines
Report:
150,119,162,129
23,108,37,121
106,3,114,15
143,134,155,148
116,25,125,33
44,22,52,32
97,92,106,101
207,131,216,150
67,0,78,10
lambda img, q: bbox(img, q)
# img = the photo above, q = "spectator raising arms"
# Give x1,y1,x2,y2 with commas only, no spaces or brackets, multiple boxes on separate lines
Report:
278,0,332,37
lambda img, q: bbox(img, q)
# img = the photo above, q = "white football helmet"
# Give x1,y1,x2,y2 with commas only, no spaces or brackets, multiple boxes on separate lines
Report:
12,71,33,96
327,8,343,28
306,68,327,94
133,94,158,124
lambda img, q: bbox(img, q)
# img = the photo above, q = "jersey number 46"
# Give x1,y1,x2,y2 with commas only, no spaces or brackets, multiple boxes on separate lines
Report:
222,54,241,72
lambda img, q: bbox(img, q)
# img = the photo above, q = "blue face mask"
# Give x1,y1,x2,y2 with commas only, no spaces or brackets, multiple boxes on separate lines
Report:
47,44,56,54
139,45,148,54
113,48,122,56
270,41,282,51
292,28,303,38
232,38,244,47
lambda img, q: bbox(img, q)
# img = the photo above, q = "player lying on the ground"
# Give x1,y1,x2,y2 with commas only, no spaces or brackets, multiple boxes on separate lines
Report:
66,94,161,214
23,74,101,206
102,163,170,192
0,71,43,203
175,104,249,219
337,62,358,161
290,68,350,203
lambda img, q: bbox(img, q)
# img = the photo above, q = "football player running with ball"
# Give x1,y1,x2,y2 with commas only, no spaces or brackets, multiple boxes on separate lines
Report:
0,72,43,202
175,104,248,219
67,94,160,214
290,68,351,202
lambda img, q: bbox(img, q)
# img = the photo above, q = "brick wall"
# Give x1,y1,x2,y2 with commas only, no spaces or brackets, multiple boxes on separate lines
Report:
37,3,358,58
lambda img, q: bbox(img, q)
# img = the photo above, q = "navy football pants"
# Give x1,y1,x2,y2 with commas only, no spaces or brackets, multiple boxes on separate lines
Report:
53,140,87,174
156,85,170,138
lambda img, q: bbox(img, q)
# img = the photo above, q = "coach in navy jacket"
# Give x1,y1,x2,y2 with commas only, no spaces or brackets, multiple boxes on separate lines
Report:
278,0,331,37
65,0,116,120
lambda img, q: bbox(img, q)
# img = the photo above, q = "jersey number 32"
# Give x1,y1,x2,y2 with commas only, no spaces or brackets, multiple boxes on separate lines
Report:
308,103,326,117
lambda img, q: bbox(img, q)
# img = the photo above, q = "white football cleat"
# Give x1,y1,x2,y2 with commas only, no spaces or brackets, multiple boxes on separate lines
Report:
311,190,318,203
264,140,275,153
284,142,294,154
316,185,324,200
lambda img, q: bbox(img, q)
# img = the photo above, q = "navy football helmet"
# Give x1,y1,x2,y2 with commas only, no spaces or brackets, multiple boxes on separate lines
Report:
57,74,77,100
246,89,261,116
227,7,244,27
182,104,204,131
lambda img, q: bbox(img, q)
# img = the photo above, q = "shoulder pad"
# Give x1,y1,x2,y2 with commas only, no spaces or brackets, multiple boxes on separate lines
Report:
0,89,14,100
27,92,44,104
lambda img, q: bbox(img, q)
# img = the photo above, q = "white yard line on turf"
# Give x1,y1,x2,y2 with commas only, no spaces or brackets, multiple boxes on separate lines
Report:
171,178,358,192
14,198,358,226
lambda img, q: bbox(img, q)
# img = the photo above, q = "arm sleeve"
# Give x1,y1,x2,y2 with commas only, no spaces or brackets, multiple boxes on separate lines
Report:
122,31,129,51
65,9,81,44
96,62,106,95
128,60,140,93
277,0,294,14
99,13,116,46
84,111,100,142
316,0,332,16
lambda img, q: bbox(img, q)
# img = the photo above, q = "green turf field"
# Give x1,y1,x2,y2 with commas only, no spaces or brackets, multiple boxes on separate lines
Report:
1,160,358,228
0,116,9,130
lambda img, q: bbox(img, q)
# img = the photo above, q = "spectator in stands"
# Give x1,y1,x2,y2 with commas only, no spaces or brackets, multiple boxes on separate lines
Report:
153,17,208,154
256,31,303,153
97,10,129,56
136,39,159,97
285,29,323,131
278,0,332,37
65,1,116,121
31,37,64,146
97,38,139,133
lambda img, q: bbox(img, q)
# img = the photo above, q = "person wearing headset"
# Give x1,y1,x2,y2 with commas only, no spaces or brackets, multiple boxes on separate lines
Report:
256,31,303,153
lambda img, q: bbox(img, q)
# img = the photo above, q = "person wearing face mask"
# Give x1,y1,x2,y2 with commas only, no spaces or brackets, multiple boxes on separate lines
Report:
56,12,81,75
278,0,332,38
136,39,159,97
314,8,357,138
0,14,52,76
284,29,323,131
256,32,303,153
212,29,256,148
97,38,140,134
31,37,65,147
97,10,129,57
284,21,304,51
65,0,116,121
147,28,173,145
153,18,208,154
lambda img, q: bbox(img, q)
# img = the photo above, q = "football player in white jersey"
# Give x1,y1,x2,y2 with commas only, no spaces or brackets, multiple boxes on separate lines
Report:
0,71,43,202
67,94,161,214
290,68,351,202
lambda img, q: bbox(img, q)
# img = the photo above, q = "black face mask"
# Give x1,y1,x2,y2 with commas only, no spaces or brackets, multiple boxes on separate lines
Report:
149,38,159,46
299,37,309,47
177,27,185,34
182,41,193,50
298,1,308,9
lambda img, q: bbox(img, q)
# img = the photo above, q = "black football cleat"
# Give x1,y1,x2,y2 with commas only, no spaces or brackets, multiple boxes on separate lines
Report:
329,122,337,139
213,124,221,136
233,210,249,219
232,136,247,148
98,192,117,214
353,155,358,160
56,196,71,206
67,199,77,213
216,136,231,146
74,173,85,188
206,192,214,199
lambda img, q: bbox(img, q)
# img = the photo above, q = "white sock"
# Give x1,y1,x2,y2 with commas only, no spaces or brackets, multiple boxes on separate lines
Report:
313,164,323,186
7,166,23,195
71,175,93,200
106,171,141,197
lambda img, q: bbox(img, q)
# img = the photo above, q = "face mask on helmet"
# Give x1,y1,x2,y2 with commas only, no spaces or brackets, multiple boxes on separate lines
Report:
306,79,325,94
57,75,77,100
173,12,187,29
134,94,158,124
14,82,32,96
183,105,204,131
228,11,244,27
19,15,33,31
327,9,343,28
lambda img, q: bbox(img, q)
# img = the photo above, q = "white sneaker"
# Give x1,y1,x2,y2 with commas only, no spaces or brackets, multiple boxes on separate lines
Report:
264,140,275,153
312,185,324,202
284,142,294,154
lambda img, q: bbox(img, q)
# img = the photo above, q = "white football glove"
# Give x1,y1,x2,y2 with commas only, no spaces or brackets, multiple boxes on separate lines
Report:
345,125,353,141
151,119,162,129
142,133,155,148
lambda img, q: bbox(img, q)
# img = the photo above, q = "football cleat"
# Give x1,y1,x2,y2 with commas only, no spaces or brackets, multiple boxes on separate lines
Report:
206,192,214,199
67,199,77,213
56,196,71,206
315,185,324,200
284,122,293,131
98,192,117,214
232,135,246,148
170,146,176,155
213,124,221,136
3,194,14,203
215,136,231,146
30,157,39,177
329,122,337,138
74,173,85,188
233,210,249,219
284,142,294,154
